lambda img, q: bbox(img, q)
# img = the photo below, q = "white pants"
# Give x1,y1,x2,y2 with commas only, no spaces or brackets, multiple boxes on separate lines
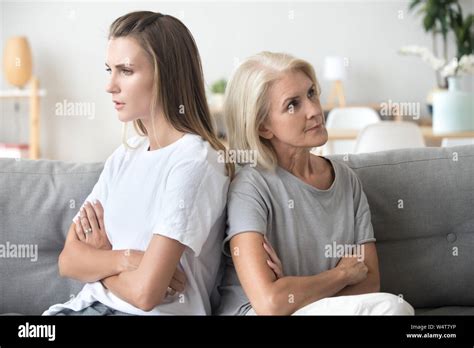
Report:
246,292,415,315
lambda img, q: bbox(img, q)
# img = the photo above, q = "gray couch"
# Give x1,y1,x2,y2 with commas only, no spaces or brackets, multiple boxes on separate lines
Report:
1,145,473,315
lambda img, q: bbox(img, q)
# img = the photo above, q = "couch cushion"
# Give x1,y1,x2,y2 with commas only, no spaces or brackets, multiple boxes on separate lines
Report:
329,145,474,308
1,145,473,314
0,158,103,314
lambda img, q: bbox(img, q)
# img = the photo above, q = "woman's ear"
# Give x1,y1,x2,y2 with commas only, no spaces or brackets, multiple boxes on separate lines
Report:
258,121,273,140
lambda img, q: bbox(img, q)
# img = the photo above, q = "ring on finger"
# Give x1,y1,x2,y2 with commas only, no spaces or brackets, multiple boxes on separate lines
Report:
84,228,92,235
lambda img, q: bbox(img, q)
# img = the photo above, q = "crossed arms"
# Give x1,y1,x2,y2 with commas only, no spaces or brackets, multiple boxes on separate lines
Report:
59,201,379,314
230,232,380,315
58,200,186,311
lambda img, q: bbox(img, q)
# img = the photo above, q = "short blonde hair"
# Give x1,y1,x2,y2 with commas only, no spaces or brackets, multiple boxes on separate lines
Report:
224,51,321,170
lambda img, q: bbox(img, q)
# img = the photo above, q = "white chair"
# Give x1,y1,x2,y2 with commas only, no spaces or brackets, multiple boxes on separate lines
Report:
322,107,380,155
441,138,474,147
354,121,425,154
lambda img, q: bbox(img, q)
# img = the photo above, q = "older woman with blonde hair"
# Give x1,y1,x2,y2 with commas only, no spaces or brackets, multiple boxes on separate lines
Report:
216,51,414,315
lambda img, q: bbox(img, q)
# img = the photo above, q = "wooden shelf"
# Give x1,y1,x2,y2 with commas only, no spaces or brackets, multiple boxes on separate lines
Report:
0,89,46,98
0,77,44,159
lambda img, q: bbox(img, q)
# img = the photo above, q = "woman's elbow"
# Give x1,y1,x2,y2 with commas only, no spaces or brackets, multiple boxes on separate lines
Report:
252,289,291,315
58,250,71,278
134,286,165,312
58,248,87,282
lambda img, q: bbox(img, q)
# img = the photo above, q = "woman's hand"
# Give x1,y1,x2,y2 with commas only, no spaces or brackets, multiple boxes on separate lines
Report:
118,249,187,296
73,200,112,250
75,200,187,296
335,254,368,286
166,267,186,296
263,235,284,279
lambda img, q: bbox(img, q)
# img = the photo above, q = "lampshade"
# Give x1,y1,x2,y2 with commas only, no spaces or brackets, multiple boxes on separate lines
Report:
3,36,33,88
323,56,347,81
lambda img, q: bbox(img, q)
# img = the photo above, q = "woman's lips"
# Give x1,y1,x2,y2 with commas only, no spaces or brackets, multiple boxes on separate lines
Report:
114,102,125,110
306,124,322,132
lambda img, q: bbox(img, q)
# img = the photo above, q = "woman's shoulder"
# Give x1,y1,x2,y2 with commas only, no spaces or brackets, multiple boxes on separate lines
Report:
125,135,147,149
171,134,228,178
324,156,362,188
102,136,146,170
230,164,275,194
109,136,146,158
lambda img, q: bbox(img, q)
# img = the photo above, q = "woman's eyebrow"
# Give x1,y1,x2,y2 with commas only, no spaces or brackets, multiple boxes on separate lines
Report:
281,84,315,106
282,94,299,107
105,62,135,68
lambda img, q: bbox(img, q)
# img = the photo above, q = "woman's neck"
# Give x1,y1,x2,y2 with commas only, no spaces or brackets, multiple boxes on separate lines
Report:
275,141,334,190
273,140,315,179
140,116,185,151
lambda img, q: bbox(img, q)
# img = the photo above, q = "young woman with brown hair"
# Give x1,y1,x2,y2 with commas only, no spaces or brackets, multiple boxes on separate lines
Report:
43,11,232,316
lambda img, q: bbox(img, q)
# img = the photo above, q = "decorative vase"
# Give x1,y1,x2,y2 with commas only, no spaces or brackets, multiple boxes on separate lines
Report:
432,76,474,134
426,86,447,118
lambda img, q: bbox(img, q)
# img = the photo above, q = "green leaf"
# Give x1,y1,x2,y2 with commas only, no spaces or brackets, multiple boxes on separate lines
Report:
424,15,435,31
409,0,422,11
210,79,227,94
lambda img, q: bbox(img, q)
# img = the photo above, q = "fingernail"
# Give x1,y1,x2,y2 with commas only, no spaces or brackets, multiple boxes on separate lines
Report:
93,199,98,205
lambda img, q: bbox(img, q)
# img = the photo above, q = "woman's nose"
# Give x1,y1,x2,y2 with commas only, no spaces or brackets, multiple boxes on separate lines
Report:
106,76,119,94
306,100,322,120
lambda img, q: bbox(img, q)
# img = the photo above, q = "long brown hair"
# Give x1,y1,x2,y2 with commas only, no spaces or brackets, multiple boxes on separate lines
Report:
109,11,233,177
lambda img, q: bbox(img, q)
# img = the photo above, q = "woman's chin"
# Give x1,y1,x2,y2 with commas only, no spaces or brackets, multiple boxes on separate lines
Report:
308,129,328,147
117,112,135,123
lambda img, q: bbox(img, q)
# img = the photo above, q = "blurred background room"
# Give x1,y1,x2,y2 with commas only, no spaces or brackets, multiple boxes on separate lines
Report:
0,0,473,162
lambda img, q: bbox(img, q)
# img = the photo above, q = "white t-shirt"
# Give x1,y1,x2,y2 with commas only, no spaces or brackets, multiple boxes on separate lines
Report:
43,133,229,315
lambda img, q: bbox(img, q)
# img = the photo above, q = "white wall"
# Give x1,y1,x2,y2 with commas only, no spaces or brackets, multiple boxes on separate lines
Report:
0,0,472,162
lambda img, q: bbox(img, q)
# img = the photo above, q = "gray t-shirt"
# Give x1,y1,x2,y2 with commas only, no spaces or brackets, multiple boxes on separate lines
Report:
215,157,376,315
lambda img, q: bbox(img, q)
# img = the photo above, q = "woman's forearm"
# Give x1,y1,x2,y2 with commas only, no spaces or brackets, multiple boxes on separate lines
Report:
101,271,144,310
58,238,125,283
332,272,380,297
262,268,349,315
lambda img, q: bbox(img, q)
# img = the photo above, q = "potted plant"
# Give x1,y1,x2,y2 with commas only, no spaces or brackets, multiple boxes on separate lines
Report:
431,54,474,133
407,0,473,87
399,0,473,117
210,78,227,95
208,78,227,109
208,78,228,137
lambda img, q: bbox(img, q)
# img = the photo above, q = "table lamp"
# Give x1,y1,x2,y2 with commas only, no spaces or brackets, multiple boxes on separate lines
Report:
2,36,34,157
324,56,347,108
3,36,33,88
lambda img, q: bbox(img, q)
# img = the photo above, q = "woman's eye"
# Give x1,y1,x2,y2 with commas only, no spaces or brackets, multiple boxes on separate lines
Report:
308,88,315,98
121,69,133,75
105,68,111,74
287,100,299,111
